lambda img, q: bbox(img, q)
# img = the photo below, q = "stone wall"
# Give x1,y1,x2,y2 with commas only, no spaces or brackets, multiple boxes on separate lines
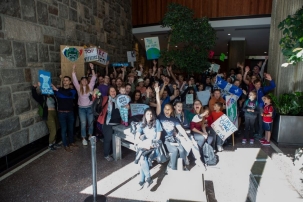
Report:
0,0,132,158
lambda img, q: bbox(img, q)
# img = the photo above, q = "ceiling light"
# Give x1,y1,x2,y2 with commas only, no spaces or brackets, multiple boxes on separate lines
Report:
264,51,267,53
228,34,231,35
140,38,143,40
175,46,178,47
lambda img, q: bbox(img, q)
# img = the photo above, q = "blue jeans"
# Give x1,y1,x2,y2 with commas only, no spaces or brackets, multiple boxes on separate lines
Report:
139,150,157,182
58,111,74,147
79,107,94,138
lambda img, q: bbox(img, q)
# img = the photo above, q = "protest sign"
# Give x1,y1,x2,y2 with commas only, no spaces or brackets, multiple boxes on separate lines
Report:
60,45,85,80
215,76,243,98
130,104,149,116
38,70,54,95
84,47,99,62
226,95,238,127
127,51,136,62
112,62,129,67
93,49,108,66
196,90,211,106
210,63,220,73
211,114,238,141
186,94,193,105
116,95,131,108
144,37,160,60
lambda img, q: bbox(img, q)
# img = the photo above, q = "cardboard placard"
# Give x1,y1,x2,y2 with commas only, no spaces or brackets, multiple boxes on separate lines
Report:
93,48,108,66
144,37,160,60
186,94,193,105
39,70,54,95
84,47,99,62
127,51,136,62
116,94,131,108
60,45,85,81
211,114,238,141
196,90,211,106
130,104,149,116
226,95,238,127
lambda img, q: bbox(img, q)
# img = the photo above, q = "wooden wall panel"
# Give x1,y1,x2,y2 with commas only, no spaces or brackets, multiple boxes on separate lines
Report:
132,0,273,26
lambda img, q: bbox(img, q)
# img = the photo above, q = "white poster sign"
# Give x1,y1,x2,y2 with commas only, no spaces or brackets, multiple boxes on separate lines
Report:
211,114,238,141
196,90,211,106
95,49,108,65
211,63,220,73
84,47,98,62
127,51,136,62
130,104,149,116
185,94,193,105
116,95,131,108
144,37,160,60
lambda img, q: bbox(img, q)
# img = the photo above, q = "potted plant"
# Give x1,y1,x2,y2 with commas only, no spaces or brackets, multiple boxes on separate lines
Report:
160,3,216,73
270,92,303,144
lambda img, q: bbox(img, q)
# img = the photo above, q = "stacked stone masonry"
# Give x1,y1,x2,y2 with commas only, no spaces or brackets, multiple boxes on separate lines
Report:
0,0,133,157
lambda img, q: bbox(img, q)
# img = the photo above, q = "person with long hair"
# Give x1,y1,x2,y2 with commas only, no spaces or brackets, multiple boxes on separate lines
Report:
135,108,162,190
190,99,213,148
72,63,96,145
155,84,190,171
97,86,121,161
173,101,205,167
131,90,150,104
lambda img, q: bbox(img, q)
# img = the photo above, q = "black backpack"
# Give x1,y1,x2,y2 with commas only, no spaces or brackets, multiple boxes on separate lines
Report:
91,96,103,117
202,143,218,166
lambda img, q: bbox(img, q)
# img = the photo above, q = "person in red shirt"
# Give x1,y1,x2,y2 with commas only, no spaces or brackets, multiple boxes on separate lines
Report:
260,95,274,146
210,102,225,151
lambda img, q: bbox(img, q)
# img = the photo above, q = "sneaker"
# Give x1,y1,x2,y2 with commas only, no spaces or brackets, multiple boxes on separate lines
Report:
82,139,88,146
250,139,254,144
53,143,62,148
259,138,266,143
124,122,129,127
137,181,145,191
217,145,223,152
183,166,189,171
49,144,56,150
261,140,270,146
105,155,114,162
146,177,153,188
242,139,247,144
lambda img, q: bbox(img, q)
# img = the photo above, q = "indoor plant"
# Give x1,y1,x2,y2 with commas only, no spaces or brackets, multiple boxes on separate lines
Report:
270,92,303,145
160,3,216,73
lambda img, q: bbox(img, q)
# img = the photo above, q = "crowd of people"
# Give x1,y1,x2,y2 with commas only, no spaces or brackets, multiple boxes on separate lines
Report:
31,57,276,189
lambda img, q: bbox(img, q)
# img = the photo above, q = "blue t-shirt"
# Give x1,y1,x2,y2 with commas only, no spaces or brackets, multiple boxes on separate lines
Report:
137,119,162,140
158,113,180,138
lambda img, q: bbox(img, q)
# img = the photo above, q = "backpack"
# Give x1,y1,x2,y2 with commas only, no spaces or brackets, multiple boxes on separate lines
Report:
202,143,218,166
91,96,104,117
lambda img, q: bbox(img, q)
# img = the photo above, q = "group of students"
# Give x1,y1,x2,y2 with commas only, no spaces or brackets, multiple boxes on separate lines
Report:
31,58,276,189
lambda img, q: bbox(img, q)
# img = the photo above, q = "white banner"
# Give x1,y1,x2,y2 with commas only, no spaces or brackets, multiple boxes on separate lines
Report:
130,104,149,116
211,114,237,141
196,90,211,106
127,51,136,62
84,47,98,62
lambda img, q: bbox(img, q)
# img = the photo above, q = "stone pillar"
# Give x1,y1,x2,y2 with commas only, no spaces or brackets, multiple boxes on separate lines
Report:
268,0,303,95
228,39,246,71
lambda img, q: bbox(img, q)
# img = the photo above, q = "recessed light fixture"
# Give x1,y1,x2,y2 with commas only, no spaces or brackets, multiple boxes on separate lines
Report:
227,52,228,53
175,46,178,47
264,51,267,53
140,38,143,40
228,34,231,35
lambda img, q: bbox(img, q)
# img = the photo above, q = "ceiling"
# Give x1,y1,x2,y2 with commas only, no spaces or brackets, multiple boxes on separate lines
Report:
133,17,271,57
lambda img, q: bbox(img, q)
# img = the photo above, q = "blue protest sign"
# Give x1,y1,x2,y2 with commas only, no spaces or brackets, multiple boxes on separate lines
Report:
215,76,242,98
39,70,54,95
112,62,129,67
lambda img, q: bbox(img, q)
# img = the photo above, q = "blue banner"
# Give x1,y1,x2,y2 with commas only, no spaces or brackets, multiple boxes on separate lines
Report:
215,76,242,98
39,70,54,95
112,62,129,67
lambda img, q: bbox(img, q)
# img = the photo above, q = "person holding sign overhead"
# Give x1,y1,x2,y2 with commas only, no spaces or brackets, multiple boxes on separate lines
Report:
72,63,96,146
